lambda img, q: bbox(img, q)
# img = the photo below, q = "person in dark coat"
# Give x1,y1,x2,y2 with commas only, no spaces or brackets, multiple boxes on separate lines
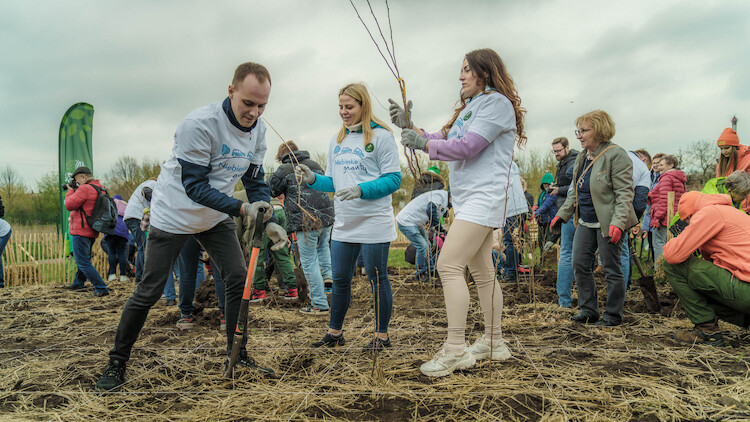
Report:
269,141,335,314
550,137,579,308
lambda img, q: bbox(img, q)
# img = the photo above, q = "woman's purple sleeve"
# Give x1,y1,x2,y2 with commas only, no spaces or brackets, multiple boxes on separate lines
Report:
421,130,446,140
426,131,491,161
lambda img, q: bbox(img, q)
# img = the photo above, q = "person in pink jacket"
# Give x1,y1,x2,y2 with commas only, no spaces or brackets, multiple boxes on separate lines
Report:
663,191,750,346
63,166,110,296
648,155,686,267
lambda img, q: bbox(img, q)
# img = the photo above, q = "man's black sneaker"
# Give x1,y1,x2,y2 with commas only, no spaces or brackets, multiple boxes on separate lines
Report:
312,333,345,347
361,337,391,353
88,290,110,298
63,283,85,290
95,360,126,391
225,356,275,377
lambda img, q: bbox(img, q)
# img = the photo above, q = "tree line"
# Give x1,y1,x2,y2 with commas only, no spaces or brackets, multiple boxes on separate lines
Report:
0,139,720,225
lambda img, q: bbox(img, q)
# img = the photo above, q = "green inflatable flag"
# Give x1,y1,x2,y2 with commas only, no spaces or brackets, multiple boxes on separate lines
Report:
58,103,94,236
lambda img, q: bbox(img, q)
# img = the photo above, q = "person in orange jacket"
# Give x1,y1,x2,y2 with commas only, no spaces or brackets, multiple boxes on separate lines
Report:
663,191,750,346
716,128,750,177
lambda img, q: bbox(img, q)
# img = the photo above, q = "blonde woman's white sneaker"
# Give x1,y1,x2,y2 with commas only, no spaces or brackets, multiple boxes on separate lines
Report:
467,335,511,361
420,348,477,377
119,275,129,282
107,274,117,282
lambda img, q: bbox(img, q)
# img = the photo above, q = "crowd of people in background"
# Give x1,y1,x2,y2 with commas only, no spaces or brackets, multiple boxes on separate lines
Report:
2,53,749,390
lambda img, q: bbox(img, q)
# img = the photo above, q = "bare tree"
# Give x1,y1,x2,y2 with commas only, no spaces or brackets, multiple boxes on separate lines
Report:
0,165,24,204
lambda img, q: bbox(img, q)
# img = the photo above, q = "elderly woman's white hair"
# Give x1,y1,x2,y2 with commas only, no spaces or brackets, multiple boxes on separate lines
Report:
724,170,750,198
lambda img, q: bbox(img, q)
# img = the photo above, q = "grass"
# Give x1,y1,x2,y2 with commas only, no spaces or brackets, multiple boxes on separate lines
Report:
387,247,410,268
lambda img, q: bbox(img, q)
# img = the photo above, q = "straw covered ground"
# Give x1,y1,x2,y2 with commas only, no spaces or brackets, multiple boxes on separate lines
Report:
1,267,749,421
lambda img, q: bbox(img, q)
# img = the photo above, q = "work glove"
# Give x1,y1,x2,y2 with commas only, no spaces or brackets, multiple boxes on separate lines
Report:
650,218,660,229
294,163,316,185
549,216,564,236
240,200,273,227
335,185,362,201
388,99,413,129
608,225,622,244
401,129,428,151
532,205,539,213
265,222,288,251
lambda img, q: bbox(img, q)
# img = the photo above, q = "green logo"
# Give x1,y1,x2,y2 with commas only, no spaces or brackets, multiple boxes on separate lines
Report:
463,111,472,121
365,143,374,153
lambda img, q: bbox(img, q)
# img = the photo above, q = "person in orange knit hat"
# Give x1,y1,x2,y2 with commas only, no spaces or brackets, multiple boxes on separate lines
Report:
663,191,750,346
716,128,750,177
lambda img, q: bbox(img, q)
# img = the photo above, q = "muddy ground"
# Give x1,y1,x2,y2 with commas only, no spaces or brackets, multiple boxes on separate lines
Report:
1,267,749,421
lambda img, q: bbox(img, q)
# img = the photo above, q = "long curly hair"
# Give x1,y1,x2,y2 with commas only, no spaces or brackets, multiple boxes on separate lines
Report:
442,49,526,147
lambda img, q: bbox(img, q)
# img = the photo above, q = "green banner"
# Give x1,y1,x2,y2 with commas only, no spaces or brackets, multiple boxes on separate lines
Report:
58,103,94,236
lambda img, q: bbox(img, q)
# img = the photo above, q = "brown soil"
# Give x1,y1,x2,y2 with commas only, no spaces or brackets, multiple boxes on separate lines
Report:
1,269,748,421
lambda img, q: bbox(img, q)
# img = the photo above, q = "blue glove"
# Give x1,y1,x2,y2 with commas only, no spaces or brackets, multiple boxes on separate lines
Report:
401,129,428,151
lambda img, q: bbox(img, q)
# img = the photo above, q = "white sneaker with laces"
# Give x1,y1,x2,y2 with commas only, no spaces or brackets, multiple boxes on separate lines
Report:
420,347,476,377
467,335,511,361
107,274,117,282
119,275,129,282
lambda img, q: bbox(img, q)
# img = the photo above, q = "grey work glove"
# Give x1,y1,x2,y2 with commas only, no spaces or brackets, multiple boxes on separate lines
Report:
265,222,288,251
400,129,428,151
388,98,413,129
240,200,273,227
335,185,362,201
293,163,316,185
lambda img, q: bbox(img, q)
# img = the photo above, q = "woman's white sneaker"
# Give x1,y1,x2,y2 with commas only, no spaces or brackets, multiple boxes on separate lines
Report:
467,335,511,361
420,347,477,377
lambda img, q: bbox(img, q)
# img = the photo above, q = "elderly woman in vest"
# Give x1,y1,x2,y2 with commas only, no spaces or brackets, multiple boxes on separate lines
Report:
551,110,637,327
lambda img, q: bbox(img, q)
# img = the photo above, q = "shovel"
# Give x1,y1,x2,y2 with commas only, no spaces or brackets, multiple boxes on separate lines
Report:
225,207,266,378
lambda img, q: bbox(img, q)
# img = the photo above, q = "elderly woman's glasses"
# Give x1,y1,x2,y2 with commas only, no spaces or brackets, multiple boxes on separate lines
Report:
574,128,591,136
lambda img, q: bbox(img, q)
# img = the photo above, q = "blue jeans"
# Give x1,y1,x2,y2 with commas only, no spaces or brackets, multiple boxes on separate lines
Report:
503,215,522,280
70,235,109,293
330,241,392,334
621,239,631,288
163,262,180,301
104,236,129,276
556,220,576,307
178,237,204,317
398,223,433,276
0,227,11,285
125,218,147,280
491,249,504,274
297,227,332,310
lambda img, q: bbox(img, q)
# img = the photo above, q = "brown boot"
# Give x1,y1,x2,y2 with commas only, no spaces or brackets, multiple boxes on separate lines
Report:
674,319,726,347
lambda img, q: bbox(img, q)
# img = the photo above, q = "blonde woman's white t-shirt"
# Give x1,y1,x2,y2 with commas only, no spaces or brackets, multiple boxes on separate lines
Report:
446,92,517,228
326,128,400,243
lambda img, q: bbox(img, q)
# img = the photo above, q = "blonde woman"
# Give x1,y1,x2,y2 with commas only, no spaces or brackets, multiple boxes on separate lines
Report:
296,83,400,352
391,48,526,377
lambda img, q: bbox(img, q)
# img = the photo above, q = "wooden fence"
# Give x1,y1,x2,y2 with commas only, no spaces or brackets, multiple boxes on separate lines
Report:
1,228,110,286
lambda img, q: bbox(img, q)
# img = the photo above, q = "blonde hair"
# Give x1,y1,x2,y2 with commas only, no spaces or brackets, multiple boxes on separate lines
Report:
336,83,392,145
575,110,616,144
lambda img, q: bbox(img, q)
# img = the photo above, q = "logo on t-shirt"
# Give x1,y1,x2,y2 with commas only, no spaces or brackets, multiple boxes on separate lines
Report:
365,143,374,153
222,144,230,155
463,111,472,121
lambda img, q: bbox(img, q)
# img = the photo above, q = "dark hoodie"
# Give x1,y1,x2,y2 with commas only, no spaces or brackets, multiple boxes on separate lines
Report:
268,150,335,233
411,171,446,200
555,149,579,209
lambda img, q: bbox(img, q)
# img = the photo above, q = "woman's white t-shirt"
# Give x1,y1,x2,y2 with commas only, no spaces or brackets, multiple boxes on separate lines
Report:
446,92,516,228
326,127,400,243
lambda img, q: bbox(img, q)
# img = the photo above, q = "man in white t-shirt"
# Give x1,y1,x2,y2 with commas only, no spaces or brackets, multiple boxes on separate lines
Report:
96,62,287,391
396,171,449,282
123,179,156,283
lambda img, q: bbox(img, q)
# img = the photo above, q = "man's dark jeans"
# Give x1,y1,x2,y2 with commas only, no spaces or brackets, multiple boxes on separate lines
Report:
125,218,147,280
109,218,247,362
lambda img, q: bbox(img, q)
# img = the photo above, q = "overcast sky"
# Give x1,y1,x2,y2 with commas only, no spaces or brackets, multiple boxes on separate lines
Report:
1,0,748,187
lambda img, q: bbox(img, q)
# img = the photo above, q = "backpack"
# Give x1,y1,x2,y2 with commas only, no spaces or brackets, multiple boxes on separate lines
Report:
84,184,118,235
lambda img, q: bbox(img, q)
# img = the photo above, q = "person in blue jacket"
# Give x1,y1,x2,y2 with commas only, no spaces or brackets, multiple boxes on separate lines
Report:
534,172,557,253
296,83,401,353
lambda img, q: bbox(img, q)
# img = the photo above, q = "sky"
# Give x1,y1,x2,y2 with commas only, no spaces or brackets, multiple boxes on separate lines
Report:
1,0,748,188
